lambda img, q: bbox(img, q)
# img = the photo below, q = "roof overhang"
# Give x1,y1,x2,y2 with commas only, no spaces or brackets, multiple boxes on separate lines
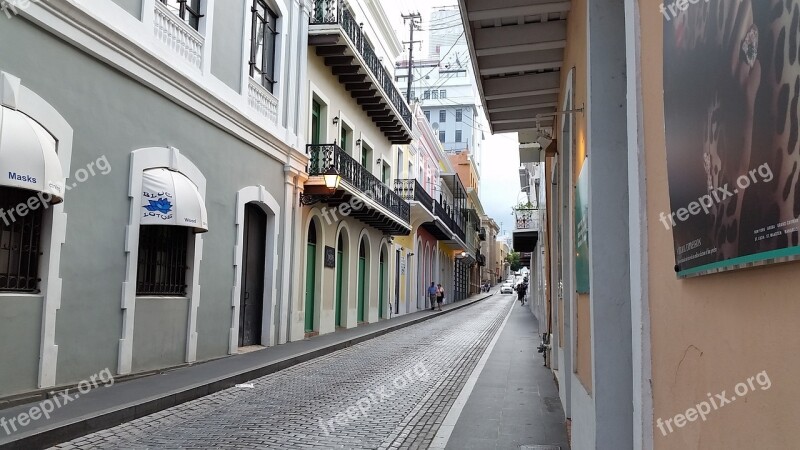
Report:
457,0,571,134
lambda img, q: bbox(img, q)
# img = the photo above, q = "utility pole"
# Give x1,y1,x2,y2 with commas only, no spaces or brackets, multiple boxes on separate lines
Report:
402,12,421,104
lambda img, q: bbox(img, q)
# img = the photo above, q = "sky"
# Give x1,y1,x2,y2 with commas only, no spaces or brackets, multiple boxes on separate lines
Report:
381,1,524,239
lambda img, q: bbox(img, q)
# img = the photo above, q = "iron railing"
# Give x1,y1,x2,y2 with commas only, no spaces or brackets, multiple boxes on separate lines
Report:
310,0,413,130
514,208,540,231
433,200,466,243
308,144,410,223
394,179,434,213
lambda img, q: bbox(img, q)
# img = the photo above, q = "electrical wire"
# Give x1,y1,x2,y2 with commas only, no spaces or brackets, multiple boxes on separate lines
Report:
411,31,465,82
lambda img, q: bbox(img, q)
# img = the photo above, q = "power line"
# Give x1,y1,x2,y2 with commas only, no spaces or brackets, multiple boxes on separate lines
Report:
412,31,465,81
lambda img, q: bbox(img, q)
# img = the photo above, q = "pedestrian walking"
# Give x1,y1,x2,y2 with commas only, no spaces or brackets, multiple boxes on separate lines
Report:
436,284,445,311
428,282,438,311
516,281,528,305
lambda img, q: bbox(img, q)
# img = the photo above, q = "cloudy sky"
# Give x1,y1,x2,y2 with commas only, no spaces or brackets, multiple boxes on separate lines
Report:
382,1,524,239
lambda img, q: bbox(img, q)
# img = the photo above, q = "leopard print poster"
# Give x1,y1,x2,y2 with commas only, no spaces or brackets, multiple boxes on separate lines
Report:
663,0,800,275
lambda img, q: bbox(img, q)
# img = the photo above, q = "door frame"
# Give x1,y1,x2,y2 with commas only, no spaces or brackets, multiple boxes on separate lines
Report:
239,203,267,347
230,186,280,354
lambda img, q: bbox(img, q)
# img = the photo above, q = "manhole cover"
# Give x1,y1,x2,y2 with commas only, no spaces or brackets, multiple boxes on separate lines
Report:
520,446,561,450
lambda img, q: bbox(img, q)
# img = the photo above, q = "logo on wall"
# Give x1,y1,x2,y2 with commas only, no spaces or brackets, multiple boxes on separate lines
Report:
142,192,174,221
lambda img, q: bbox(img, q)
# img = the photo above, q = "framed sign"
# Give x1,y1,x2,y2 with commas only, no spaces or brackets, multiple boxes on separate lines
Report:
663,0,800,277
324,246,336,268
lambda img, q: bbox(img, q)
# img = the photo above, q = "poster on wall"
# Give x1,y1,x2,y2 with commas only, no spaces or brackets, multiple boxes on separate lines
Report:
663,0,800,277
575,159,589,293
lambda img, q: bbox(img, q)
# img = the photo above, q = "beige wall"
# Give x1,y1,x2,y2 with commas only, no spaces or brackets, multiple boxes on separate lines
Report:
638,2,800,448
557,0,591,393
307,53,396,173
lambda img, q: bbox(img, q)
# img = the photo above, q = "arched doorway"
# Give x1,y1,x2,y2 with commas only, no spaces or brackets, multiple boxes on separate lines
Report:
304,221,317,333
336,233,346,327
238,203,267,346
357,238,368,323
416,241,423,310
378,248,386,319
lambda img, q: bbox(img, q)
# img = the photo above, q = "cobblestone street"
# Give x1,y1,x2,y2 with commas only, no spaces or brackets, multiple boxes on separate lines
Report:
52,295,516,449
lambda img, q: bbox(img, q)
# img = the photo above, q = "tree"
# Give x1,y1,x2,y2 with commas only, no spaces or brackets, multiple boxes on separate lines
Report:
506,252,521,271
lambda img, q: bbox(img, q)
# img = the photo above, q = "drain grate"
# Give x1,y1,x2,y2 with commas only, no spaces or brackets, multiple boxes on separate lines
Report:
520,446,561,450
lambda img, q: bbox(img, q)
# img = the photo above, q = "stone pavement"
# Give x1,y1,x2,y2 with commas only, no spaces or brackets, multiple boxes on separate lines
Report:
442,296,570,450
47,295,516,449
0,289,496,449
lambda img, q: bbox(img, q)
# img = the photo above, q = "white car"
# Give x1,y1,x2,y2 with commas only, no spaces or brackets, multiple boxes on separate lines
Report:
500,283,514,294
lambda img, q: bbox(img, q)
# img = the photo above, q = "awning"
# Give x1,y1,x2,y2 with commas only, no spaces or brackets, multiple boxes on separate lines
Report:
141,168,208,232
0,106,65,203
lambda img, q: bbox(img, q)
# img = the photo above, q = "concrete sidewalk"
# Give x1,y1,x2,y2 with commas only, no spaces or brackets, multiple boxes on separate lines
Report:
0,289,498,450
440,297,570,450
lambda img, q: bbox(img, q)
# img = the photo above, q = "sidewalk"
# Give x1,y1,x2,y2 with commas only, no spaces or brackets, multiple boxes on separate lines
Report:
439,298,570,449
0,289,498,450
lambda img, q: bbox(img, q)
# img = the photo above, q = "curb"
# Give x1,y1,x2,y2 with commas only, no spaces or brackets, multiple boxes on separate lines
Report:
1,291,497,450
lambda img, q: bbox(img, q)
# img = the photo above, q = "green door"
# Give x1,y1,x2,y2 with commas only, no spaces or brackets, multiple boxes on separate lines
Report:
305,243,316,332
378,260,385,319
335,248,343,327
357,256,366,322
311,100,321,145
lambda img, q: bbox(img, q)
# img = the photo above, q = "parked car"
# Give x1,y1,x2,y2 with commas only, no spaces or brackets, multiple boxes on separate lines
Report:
500,283,514,294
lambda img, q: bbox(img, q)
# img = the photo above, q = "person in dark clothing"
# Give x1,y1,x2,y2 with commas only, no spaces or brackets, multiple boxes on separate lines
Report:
516,282,528,305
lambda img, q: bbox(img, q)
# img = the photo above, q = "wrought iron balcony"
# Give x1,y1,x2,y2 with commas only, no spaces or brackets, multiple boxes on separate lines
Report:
479,227,487,241
394,179,434,213
308,144,410,232
513,208,540,252
434,200,467,243
309,0,413,144
514,208,540,231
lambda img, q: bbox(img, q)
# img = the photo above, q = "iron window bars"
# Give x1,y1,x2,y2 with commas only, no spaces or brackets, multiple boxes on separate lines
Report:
136,225,189,296
0,188,44,292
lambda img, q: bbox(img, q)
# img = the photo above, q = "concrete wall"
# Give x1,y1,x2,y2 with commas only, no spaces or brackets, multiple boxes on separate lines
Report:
110,0,142,19
0,297,41,394
638,1,800,448
210,0,245,91
0,15,288,395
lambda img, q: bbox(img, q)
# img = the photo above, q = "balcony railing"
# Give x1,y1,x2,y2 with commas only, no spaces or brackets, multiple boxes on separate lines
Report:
395,179,434,213
153,0,204,69
434,200,466,243
308,144,410,223
514,208,541,231
310,0,413,130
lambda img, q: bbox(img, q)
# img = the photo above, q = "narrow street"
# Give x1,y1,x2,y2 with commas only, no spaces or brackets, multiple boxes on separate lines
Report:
49,294,565,450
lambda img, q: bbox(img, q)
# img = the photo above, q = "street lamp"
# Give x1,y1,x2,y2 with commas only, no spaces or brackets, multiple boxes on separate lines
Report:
300,166,342,205
323,166,341,190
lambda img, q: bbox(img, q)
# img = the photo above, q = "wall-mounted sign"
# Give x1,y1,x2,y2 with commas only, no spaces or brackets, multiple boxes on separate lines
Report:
324,246,336,268
575,159,589,293
663,0,800,277
399,254,406,275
